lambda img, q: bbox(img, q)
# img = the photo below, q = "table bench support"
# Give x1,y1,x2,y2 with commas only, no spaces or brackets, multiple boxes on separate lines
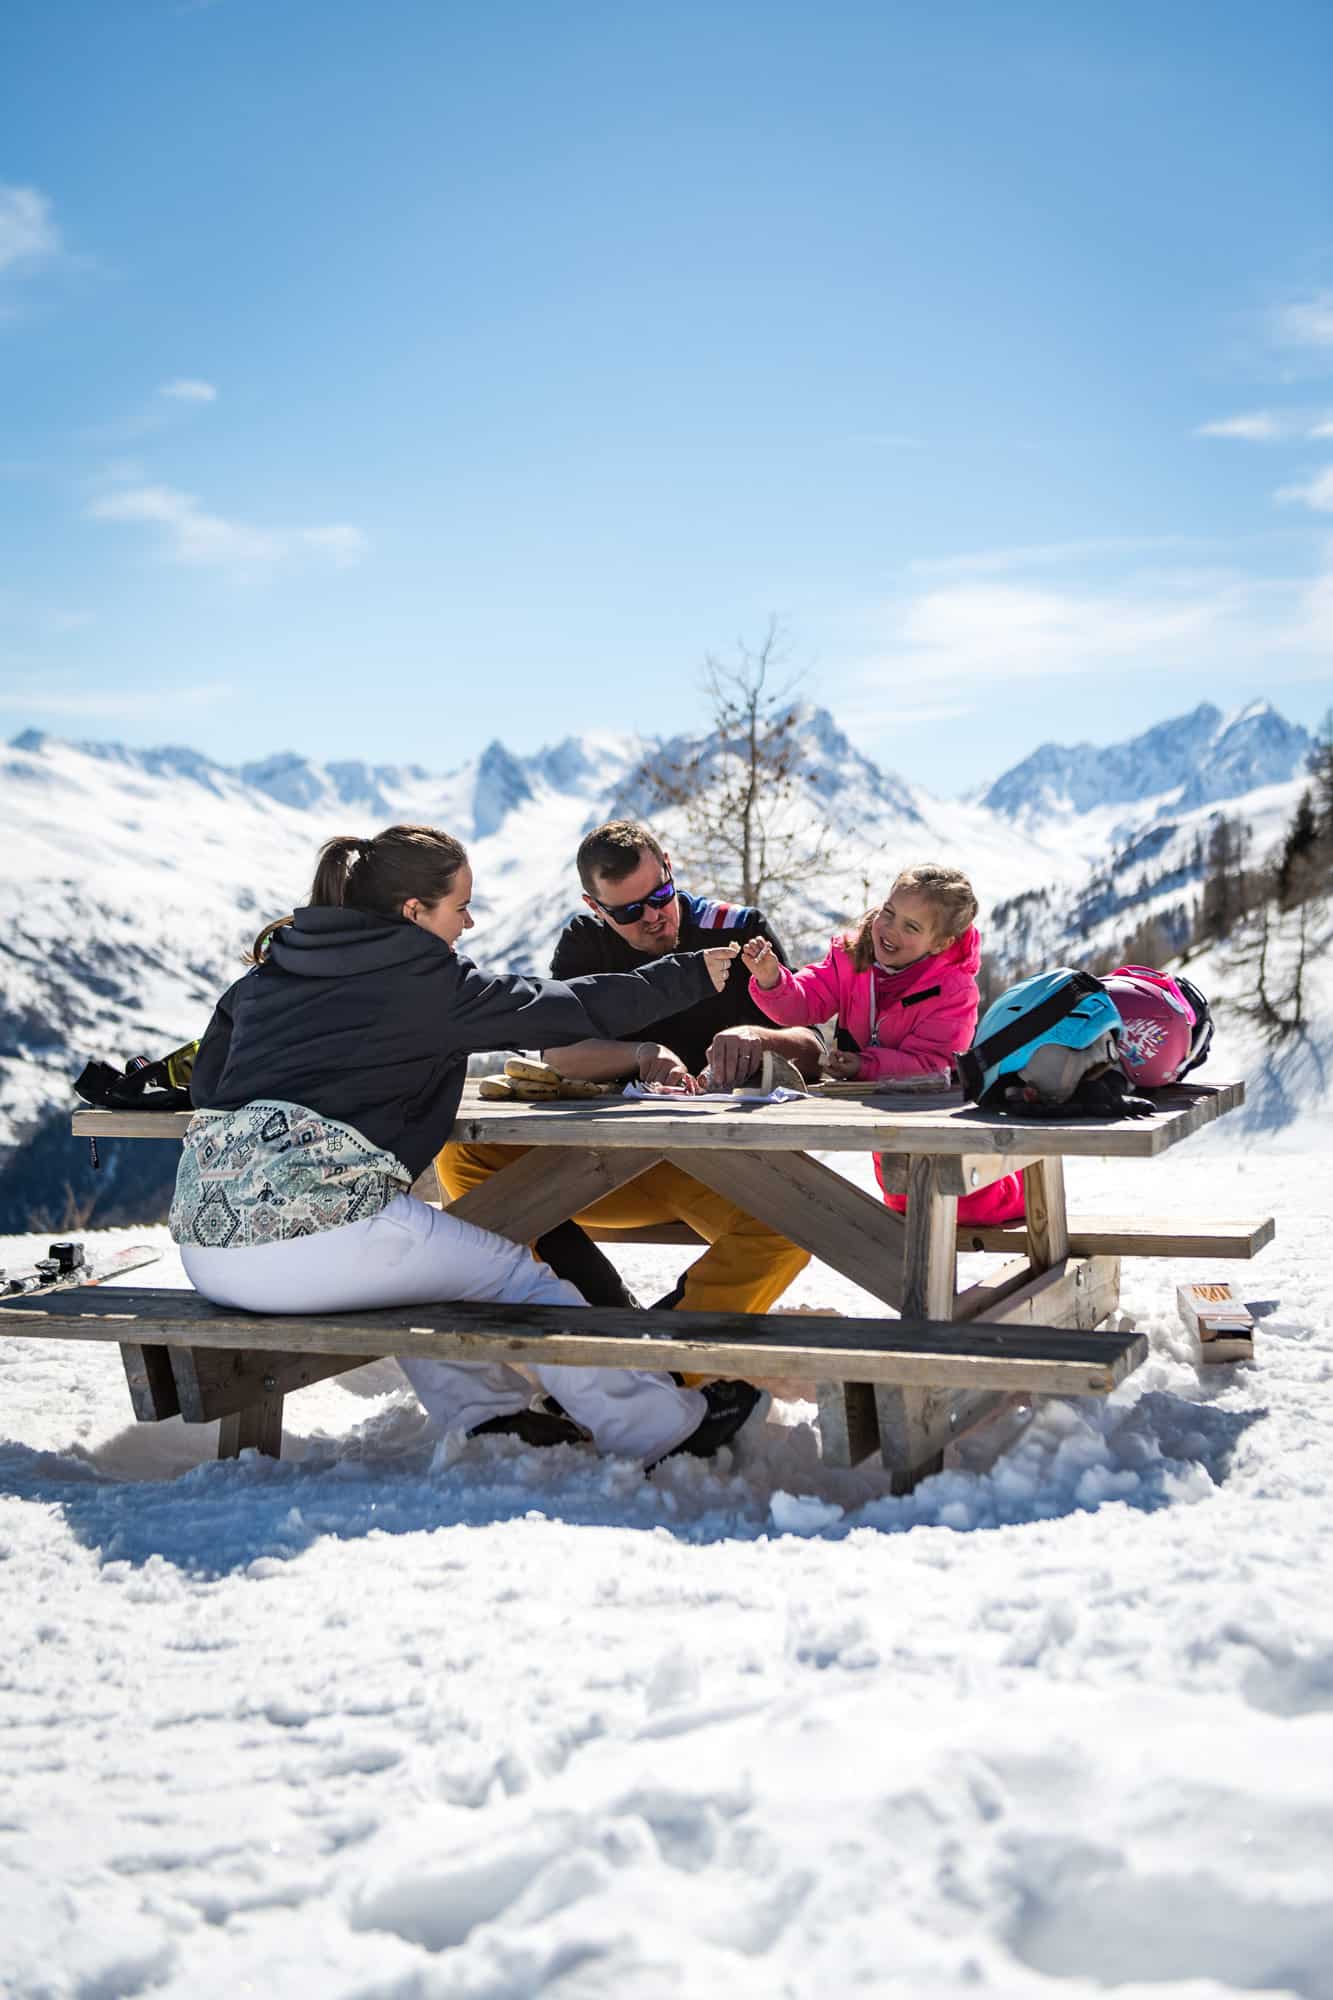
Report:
218,1393,285,1459
872,1158,962,1488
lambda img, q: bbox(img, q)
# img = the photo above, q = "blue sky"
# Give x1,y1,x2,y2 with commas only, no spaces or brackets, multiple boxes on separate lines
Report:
2,0,1331,794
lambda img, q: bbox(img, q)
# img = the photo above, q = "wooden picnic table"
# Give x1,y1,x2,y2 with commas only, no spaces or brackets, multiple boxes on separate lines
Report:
48,1078,1270,1489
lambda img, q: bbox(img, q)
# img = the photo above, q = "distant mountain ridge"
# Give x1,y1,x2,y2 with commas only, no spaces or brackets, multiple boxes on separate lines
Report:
0,696,1316,1228
981,701,1310,821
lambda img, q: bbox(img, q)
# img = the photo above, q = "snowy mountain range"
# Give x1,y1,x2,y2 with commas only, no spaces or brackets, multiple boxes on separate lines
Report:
978,700,1309,821
0,698,1315,1228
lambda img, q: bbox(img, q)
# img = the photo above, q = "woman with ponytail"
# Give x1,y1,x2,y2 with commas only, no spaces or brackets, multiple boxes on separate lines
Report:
171,826,747,1465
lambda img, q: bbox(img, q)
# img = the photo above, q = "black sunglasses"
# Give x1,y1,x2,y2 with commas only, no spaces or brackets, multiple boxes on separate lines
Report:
590,877,677,925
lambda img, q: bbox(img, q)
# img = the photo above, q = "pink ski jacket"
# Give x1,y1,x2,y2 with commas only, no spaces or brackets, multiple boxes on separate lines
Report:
750,924,1026,1225
748,925,984,1080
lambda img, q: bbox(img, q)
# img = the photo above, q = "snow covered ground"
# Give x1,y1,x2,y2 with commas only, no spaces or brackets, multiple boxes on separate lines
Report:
2,1112,1332,1998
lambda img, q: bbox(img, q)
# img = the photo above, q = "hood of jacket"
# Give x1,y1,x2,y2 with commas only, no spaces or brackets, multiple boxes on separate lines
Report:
269,904,450,979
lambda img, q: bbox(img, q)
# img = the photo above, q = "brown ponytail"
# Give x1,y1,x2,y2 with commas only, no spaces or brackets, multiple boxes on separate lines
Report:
245,825,469,964
309,833,371,909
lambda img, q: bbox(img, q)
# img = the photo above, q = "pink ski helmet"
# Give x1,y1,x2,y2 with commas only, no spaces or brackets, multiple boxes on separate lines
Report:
1102,965,1196,1088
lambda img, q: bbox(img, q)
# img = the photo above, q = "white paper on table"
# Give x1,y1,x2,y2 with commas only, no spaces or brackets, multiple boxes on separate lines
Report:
620,1083,806,1110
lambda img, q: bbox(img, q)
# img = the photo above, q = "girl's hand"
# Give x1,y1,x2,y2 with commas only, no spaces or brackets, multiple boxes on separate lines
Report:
741,936,782,990
702,942,741,993
820,1049,863,1081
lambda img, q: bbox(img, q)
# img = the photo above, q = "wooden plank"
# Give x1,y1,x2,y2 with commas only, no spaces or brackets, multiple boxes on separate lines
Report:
953,1254,1121,1334
876,1387,1009,1494
671,1148,907,1309
444,1146,662,1243
70,1081,1247,1160
217,1395,284,1460
6,1286,1147,1396
899,1159,958,1319
169,1346,368,1424
876,1152,1037,1198
955,1214,1276,1259
409,1161,442,1203
876,1158,961,1487
949,1256,1040,1321
1026,1156,1070,1268
816,1381,880,1467
119,1342,180,1421
441,1080,1245,1158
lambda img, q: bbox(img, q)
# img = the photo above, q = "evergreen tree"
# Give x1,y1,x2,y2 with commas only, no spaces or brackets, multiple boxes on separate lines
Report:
1197,815,1247,943
1307,707,1333,835
1277,789,1319,906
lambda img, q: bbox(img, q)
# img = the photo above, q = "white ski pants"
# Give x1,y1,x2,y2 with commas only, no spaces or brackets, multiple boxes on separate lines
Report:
180,1192,705,1461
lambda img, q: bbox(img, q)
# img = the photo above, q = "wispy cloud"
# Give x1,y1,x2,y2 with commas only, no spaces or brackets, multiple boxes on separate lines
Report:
0,185,62,324
158,377,217,403
1195,412,1285,441
297,524,368,566
893,580,1227,679
1276,465,1333,513
909,535,1223,580
0,681,231,718
1195,409,1333,442
87,482,368,570
1271,292,1333,352
0,185,60,274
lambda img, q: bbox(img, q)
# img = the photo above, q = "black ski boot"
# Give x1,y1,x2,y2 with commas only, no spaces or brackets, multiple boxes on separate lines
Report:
470,1409,586,1448
652,1379,767,1467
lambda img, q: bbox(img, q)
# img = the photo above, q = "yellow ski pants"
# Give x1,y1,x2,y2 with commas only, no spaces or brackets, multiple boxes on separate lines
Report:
436,1141,810,1329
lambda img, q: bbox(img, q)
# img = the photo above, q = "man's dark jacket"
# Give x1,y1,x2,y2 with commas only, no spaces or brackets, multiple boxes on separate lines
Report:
550,891,789,1074
190,905,715,1175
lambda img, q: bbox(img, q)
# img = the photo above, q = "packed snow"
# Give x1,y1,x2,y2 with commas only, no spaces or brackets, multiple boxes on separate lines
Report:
2,1096,1331,1995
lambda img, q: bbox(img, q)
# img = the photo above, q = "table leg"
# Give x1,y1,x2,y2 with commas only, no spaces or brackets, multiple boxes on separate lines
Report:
1026,1156,1070,1267
670,1147,907,1469
218,1393,284,1460
120,1342,180,1422
874,1157,966,1492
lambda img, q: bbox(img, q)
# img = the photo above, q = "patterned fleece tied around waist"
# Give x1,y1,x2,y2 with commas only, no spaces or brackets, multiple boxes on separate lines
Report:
169,1100,411,1248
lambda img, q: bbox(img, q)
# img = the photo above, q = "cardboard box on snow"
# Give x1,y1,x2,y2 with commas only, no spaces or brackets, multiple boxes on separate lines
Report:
1176,1281,1255,1363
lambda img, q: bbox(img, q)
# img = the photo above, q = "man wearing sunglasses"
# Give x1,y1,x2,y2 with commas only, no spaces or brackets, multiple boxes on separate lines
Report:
438,819,821,1326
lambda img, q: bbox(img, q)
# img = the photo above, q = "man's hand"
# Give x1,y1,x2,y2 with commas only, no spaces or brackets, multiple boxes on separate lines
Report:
704,1025,765,1090
820,1049,863,1081
636,1042,698,1092
740,936,782,990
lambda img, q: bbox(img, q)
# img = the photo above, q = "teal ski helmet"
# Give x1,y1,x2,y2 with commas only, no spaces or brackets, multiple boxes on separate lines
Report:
958,968,1123,1108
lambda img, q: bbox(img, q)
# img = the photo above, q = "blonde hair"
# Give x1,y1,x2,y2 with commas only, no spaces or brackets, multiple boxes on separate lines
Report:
842,863,978,973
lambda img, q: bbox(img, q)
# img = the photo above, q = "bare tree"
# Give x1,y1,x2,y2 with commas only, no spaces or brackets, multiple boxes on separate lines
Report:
635,618,835,923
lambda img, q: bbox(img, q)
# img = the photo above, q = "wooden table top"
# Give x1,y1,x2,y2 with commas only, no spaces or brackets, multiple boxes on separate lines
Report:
71,1079,1244,1160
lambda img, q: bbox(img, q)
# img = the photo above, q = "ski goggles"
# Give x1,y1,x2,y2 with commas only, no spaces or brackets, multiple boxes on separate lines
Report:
590,877,677,925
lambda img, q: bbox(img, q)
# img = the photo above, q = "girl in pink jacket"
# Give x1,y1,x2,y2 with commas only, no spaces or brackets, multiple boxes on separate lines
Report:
741,863,1025,1225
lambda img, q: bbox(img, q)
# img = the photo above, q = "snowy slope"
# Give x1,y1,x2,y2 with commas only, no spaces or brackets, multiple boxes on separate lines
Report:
0,1117,1329,1997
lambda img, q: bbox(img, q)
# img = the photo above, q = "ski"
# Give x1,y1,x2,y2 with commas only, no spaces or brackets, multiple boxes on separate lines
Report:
0,1240,163,1300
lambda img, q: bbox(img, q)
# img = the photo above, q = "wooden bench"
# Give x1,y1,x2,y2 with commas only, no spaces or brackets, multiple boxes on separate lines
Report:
584,1215,1276,1258
0,1282,1147,1491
